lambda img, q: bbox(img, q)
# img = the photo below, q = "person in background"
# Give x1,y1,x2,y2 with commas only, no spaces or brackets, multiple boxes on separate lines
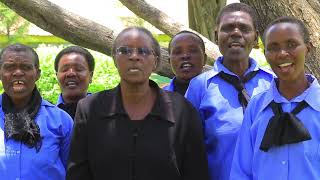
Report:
230,16,320,180
55,46,94,119
163,30,207,95
67,27,209,180
185,3,274,180
0,43,73,179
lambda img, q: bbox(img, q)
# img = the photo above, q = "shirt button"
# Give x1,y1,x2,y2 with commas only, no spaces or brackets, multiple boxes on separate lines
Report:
282,161,286,165
16,178,20,180
16,151,20,154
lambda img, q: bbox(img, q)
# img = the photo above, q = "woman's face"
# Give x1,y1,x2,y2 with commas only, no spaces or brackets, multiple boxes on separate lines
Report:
114,30,157,86
0,50,40,103
169,33,206,82
56,53,92,100
264,22,310,83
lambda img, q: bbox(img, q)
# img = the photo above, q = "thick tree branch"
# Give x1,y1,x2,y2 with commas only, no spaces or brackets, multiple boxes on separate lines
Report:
1,0,114,55
0,0,178,77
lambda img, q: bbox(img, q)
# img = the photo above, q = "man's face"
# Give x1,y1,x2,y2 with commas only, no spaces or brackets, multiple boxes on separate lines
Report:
215,11,258,63
0,51,40,103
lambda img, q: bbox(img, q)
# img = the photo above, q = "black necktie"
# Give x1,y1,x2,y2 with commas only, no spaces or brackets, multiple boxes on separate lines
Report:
218,71,258,109
260,100,311,152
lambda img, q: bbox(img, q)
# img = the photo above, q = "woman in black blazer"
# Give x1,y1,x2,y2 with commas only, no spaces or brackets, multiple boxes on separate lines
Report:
67,27,209,180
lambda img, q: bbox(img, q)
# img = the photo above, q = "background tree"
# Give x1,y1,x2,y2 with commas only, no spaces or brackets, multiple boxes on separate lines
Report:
188,0,226,41
1,0,319,79
242,0,320,78
0,3,29,45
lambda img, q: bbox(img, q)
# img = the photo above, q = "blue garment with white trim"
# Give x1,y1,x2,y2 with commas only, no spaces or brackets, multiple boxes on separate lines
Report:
230,75,320,180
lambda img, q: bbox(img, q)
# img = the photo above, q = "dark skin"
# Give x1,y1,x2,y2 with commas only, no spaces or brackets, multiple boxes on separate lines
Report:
56,53,93,104
169,32,206,83
215,11,258,78
264,22,311,100
0,51,40,109
114,30,158,120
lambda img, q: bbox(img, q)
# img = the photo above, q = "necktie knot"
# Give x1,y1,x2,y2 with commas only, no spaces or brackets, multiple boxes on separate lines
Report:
260,101,311,152
218,71,258,109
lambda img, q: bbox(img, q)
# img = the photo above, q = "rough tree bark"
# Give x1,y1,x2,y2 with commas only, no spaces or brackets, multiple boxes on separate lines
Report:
188,0,227,41
242,0,320,79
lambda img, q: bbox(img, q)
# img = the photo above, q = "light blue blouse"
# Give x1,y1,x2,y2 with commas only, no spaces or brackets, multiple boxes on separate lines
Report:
230,75,320,180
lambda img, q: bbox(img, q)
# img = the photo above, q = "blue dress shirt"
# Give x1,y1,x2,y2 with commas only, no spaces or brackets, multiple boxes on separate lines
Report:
0,95,73,180
185,57,274,180
230,75,320,180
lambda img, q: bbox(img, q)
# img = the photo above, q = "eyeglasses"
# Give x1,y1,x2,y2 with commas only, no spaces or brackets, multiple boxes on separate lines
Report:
116,46,155,57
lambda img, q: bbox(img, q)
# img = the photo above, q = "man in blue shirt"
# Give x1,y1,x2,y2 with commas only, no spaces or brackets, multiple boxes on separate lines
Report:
163,31,206,95
55,46,94,119
230,16,320,180
185,3,274,180
0,44,73,179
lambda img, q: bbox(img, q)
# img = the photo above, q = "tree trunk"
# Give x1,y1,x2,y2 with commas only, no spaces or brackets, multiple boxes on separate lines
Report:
188,0,227,41
242,0,320,79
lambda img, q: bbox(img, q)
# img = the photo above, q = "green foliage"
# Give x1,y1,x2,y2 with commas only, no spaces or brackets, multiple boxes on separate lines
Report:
155,34,171,47
0,3,30,45
0,35,68,48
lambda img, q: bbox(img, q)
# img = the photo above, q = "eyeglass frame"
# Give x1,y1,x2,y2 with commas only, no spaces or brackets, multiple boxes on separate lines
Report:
115,46,156,57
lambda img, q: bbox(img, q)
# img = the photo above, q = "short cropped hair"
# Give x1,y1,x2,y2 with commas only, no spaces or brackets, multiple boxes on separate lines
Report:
216,3,258,30
168,30,205,54
262,16,310,45
54,46,95,72
0,43,39,68
112,27,161,69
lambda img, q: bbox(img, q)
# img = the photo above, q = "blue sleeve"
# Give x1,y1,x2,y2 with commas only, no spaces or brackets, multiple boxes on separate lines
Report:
59,111,74,169
185,77,203,110
185,76,207,129
230,102,254,180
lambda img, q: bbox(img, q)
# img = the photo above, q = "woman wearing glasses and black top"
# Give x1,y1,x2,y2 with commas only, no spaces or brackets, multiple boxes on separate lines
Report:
67,27,209,180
